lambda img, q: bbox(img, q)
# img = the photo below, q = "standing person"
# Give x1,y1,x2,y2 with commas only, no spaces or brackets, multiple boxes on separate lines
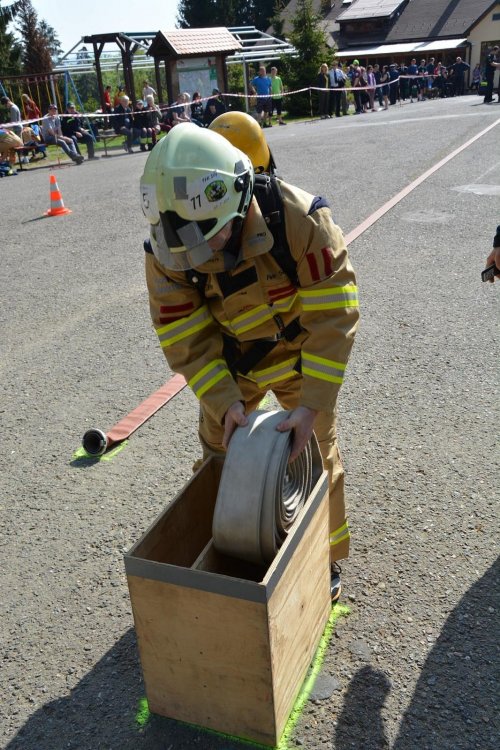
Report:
62,102,99,160
471,63,481,93
270,66,286,125
20,93,41,121
251,66,273,128
145,94,161,145
373,64,383,108
113,95,134,153
140,125,359,600
366,65,377,111
483,46,499,103
388,63,399,105
328,61,344,118
380,65,390,109
449,57,470,96
317,62,330,119
41,103,84,163
417,59,428,100
142,80,157,101
407,58,419,102
0,96,22,136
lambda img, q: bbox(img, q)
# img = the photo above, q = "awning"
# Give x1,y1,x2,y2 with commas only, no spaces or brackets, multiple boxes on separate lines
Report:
336,38,467,58
416,38,467,52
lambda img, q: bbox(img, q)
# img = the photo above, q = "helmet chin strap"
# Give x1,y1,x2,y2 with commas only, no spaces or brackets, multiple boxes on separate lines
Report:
221,218,244,270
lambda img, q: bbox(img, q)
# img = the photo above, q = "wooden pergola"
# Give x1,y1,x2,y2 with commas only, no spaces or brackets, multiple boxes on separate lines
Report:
82,32,155,111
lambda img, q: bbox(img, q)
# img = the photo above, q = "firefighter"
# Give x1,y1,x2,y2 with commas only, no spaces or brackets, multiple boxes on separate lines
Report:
141,124,359,600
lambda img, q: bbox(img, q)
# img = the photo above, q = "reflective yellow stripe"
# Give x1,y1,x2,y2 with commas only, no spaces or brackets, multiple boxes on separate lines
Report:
228,304,274,335
188,359,231,399
249,357,299,387
330,521,350,547
156,306,212,348
271,294,298,313
299,285,359,311
302,352,346,384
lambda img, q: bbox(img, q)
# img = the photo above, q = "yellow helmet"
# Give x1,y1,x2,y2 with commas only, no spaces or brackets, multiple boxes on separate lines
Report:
209,111,275,174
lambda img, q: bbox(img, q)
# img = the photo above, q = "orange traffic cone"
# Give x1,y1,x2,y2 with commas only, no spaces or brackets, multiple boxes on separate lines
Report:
45,174,72,217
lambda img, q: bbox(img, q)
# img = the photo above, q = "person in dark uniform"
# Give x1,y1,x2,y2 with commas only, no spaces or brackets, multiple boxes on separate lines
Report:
483,46,500,103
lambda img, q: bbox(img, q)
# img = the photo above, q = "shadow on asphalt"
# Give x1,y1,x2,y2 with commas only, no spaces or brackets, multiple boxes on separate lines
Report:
335,666,391,749
335,557,499,750
5,628,263,750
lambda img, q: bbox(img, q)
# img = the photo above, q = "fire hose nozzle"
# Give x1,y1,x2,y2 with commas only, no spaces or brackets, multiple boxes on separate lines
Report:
82,428,108,456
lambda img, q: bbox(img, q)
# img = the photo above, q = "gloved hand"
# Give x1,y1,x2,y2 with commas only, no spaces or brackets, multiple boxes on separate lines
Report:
276,406,318,462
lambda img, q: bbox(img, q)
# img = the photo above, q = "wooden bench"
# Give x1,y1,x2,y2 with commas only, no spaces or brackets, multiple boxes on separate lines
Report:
14,144,47,170
99,130,126,157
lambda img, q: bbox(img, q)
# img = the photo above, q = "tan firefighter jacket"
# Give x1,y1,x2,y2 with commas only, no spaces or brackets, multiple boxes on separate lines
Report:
145,180,359,424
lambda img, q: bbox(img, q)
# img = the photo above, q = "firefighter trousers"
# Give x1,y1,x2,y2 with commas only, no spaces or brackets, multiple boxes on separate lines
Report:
197,372,350,562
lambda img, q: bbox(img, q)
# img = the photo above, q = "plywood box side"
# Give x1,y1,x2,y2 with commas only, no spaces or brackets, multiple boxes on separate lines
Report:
129,458,223,567
127,574,278,745
267,487,331,734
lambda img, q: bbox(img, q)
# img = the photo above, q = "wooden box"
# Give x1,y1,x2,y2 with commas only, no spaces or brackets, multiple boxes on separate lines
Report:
124,457,330,747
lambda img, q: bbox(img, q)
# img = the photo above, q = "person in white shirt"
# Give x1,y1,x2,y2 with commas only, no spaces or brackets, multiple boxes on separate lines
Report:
142,80,157,101
41,104,83,163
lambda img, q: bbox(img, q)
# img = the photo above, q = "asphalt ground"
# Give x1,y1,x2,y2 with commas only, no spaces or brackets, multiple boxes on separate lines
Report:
1,95,499,750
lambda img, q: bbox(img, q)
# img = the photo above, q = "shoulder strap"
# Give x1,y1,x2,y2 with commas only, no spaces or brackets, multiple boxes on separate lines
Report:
253,174,299,287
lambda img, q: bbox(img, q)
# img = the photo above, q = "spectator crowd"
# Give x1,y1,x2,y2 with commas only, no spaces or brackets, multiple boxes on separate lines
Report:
1,49,499,174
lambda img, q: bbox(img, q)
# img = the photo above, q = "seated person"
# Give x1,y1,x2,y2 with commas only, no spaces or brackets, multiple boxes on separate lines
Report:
41,104,84,164
133,99,155,151
0,126,23,171
190,92,205,127
170,93,191,127
21,93,41,120
113,95,134,153
203,88,226,126
62,102,99,160
21,124,47,161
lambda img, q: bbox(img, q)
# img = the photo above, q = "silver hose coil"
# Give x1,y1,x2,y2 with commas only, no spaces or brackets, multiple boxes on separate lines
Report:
212,410,323,566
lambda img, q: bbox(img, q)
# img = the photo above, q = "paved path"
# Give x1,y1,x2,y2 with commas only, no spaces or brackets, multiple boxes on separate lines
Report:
1,95,499,750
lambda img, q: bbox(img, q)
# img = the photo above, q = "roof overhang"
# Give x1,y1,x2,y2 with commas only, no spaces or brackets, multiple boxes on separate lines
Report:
336,38,467,57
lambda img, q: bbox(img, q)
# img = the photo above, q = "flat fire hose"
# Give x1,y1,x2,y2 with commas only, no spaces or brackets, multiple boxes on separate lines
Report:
212,410,323,566
81,374,187,456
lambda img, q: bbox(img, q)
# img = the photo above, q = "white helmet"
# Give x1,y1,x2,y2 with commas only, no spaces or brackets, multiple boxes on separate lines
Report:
140,123,254,270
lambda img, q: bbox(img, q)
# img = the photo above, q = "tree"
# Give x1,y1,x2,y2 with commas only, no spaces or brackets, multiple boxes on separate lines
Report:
0,1,22,75
177,0,276,30
277,0,330,116
39,19,62,62
15,0,53,74
177,0,239,28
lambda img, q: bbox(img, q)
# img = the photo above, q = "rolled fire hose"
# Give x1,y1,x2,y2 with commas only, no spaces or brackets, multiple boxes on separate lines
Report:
212,410,323,566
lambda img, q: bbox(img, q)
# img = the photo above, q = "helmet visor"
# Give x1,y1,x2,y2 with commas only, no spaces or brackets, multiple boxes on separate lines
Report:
152,218,216,271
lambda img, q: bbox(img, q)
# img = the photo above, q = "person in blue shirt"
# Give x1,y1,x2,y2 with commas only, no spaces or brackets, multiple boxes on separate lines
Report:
251,66,273,128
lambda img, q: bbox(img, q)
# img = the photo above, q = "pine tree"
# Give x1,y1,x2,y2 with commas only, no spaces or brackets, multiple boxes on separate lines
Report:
0,1,22,76
277,0,330,115
39,19,62,62
15,0,53,75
